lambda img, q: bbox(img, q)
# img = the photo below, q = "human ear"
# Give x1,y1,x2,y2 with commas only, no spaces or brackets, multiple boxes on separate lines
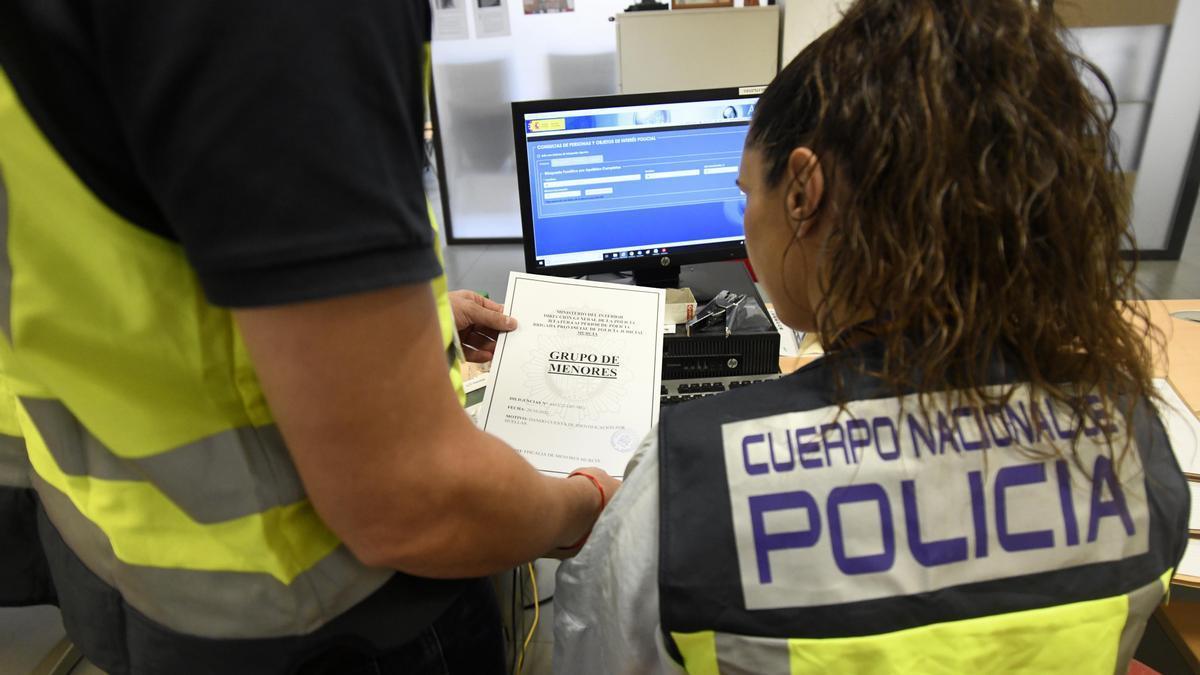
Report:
785,147,824,237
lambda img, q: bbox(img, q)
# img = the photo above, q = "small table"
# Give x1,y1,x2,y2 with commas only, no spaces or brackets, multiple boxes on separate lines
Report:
1144,300,1200,670
1145,300,1200,416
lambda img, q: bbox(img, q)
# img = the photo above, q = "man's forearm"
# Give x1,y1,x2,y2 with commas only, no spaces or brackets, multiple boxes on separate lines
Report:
326,424,600,578
233,284,609,580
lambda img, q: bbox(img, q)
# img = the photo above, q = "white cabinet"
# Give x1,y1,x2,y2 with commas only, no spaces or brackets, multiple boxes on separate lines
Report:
616,7,780,94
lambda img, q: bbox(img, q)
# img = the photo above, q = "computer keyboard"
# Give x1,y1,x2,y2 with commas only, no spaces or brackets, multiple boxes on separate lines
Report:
660,373,780,406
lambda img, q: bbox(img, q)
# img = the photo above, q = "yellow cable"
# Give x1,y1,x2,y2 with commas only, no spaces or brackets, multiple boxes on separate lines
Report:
516,562,540,675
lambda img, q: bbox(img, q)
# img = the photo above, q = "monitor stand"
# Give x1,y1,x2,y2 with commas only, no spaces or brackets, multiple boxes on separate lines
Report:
590,260,780,379
659,260,781,379
592,260,759,304
680,261,760,304
632,265,681,290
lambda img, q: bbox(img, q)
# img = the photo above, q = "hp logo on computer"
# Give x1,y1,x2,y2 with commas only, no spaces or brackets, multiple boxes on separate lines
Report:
660,256,671,267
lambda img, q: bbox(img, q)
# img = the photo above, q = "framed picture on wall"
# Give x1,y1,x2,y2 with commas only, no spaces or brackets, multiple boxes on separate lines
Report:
670,0,734,8
524,0,575,12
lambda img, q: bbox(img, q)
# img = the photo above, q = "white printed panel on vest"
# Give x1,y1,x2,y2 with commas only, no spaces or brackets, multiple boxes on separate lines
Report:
721,385,1151,610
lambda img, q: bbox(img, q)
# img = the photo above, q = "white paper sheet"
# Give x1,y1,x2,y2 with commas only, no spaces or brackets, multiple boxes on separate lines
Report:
473,0,511,38
479,273,665,478
766,305,805,358
463,374,490,395
433,0,470,40
1178,538,1200,582
1153,378,1200,477
1189,482,1200,532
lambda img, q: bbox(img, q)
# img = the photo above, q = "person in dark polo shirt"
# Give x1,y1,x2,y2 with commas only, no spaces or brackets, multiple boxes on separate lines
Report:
0,2,618,673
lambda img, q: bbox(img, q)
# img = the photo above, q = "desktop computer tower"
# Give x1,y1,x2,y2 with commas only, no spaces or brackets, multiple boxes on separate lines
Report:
661,261,780,380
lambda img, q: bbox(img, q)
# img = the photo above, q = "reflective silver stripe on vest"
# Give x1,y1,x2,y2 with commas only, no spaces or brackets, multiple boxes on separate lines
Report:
695,578,1168,675
1114,576,1168,674
22,398,304,523
0,170,30,488
0,433,29,488
32,472,393,639
714,633,790,674
0,163,10,338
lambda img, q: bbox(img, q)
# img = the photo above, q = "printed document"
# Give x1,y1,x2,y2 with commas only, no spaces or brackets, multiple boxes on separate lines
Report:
1153,378,1200,477
479,273,665,478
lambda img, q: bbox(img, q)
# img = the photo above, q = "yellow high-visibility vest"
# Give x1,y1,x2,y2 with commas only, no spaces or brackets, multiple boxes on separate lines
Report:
0,56,463,641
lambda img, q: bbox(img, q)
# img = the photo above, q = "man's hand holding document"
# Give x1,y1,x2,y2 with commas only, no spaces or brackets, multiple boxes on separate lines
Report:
479,272,665,479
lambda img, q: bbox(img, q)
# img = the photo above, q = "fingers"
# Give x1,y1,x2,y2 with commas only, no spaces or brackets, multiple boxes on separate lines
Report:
452,289,509,364
450,289,505,315
461,337,498,363
449,290,515,338
461,299,517,333
463,350,494,364
448,290,480,331
476,295,506,314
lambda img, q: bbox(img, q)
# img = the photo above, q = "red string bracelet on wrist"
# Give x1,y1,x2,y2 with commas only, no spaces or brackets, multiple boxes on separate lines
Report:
558,471,607,551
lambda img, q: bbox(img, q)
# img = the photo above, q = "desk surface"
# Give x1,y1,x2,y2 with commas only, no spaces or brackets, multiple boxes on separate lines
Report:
1146,300,1200,675
1147,299,1200,414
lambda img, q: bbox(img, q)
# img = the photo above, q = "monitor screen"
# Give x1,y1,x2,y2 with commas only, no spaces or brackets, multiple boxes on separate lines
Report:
512,87,762,278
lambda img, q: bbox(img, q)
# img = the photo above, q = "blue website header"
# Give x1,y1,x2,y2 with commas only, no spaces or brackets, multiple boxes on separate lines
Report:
525,99,756,138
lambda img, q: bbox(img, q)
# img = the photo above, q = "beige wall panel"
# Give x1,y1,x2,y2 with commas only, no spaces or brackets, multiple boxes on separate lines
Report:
616,7,780,94
1057,0,1179,28
781,0,854,64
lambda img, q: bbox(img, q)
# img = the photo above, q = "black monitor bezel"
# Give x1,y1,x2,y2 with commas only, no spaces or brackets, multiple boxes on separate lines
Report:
511,86,762,278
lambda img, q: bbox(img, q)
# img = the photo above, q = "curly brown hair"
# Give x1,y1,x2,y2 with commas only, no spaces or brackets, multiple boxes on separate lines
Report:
748,0,1160,458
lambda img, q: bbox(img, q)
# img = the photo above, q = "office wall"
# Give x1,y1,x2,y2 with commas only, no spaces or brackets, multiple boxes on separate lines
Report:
432,1,628,241
436,0,1198,251
1068,0,1198,255
1122,0,1200,255
779,0,1198,257
780,0,852,65
781,0,1182,60
1057,0,1179,27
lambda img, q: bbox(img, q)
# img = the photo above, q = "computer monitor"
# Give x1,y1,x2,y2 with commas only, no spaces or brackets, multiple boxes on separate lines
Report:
512,87,763,286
